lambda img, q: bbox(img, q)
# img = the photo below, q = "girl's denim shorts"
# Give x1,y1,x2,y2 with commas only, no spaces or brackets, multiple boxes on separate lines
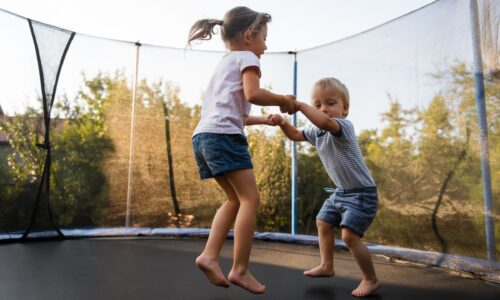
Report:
192,133,253,179
316,186,378,237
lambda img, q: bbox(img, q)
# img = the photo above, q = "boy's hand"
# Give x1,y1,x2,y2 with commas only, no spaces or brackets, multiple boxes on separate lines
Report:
267,114,285,126
280,95,298,115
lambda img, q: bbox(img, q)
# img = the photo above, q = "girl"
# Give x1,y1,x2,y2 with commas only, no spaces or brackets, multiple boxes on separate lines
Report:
188,6,296,294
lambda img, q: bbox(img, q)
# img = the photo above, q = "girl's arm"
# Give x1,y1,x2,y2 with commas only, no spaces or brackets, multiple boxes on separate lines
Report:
242,70,296,112
246,115,271,126
297,102,341,134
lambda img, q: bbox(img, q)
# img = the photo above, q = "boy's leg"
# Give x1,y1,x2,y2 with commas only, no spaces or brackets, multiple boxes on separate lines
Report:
224,168,266,294
196,175,239,288
341,228,380,297
304,219,335,277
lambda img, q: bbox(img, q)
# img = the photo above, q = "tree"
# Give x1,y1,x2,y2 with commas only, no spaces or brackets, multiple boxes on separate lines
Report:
0,75,114,230
361,100,419,204
296,148,331,234
247,127,291,232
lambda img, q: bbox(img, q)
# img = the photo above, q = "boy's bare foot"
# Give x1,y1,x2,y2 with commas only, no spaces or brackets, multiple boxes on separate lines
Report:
228,270,266,294
303,265,335,277
195,255,230,288
351,279,380,297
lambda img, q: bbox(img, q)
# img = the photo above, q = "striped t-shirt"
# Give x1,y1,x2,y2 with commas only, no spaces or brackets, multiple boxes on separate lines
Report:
301,118,375,189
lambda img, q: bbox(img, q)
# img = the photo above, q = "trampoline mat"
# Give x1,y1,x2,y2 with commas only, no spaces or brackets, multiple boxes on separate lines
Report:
0,237,498,299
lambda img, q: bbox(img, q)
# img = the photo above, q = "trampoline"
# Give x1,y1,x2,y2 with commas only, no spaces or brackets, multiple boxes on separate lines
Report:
1,1,499,299
1,237,499,300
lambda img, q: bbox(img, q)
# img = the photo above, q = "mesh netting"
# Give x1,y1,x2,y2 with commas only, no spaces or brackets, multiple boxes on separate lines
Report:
0,0,498,261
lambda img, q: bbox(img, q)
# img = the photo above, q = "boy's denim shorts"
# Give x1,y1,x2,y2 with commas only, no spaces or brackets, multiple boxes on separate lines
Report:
192,133,253,179
316,186,378,237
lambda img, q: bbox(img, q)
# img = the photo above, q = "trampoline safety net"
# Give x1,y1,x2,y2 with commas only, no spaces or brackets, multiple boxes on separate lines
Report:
0,0,498,264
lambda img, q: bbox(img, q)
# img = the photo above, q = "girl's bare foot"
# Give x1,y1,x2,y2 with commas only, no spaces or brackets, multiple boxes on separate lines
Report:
351,279,380,297
195,255,230,288
228,270,266,294
303,265,335,277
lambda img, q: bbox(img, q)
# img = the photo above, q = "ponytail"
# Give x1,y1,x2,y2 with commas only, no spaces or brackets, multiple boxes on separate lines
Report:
187,7,271,48
187,19,223,46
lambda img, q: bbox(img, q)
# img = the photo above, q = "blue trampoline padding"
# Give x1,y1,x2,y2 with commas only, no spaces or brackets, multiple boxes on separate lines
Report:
1,227,498,282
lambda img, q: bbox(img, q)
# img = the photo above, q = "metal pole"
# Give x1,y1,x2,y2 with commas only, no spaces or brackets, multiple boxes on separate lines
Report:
469,0,496,262
289,51,298,235
125,41,141,227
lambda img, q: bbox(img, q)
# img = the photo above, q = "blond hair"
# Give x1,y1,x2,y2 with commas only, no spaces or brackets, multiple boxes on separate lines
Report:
311,77,350,117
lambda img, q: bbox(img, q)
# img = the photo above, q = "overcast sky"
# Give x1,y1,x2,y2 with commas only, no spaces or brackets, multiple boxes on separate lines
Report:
0,0,434,51
1,0,445,132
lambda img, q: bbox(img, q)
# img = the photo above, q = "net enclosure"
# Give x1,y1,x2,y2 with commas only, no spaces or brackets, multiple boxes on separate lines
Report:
0,0,499,284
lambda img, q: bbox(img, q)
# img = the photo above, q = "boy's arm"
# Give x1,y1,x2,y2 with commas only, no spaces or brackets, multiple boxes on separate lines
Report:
265,114,305,141
279,121,306,142
297,102,341,134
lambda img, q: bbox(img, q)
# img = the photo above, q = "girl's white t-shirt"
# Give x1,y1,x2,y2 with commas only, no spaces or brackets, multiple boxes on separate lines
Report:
193,51,260,136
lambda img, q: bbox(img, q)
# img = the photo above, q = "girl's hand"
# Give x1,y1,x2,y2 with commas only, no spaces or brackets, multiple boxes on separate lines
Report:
280,95,297,114
266,114,285,126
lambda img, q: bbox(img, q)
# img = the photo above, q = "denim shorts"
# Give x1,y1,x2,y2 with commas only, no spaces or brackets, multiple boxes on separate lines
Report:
192,133,253,179
316,186,378,237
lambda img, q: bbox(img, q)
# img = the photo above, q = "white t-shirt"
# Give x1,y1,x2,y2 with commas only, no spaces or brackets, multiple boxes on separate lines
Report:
193,51,260,136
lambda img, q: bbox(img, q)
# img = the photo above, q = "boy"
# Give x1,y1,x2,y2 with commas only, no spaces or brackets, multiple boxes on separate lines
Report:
269,77,380,297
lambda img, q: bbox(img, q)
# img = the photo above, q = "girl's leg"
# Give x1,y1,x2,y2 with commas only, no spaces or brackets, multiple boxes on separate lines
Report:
196,175,240,288
341,228,380,297
304,219,336,277
224,168,266,294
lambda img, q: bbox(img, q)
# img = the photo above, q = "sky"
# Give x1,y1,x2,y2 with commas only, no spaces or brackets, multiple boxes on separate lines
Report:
1,0,453,132
0,0,435,51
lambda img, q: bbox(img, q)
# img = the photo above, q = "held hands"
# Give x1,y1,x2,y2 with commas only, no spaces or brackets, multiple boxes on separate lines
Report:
263,95,300,127
265,114,285,126
279,95,299,115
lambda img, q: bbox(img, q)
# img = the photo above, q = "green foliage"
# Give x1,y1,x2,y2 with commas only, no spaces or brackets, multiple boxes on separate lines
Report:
359,61,499,258
361,100,419,203
248,128,291,232
0,109,48,231
1,57,498,259
296,148,331,234
50,77,115,227
0,73,114,231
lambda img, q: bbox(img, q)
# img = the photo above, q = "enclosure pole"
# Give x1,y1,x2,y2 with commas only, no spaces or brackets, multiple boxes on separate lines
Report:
469,0,496,262
125,42,141,228
289,51,298,235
